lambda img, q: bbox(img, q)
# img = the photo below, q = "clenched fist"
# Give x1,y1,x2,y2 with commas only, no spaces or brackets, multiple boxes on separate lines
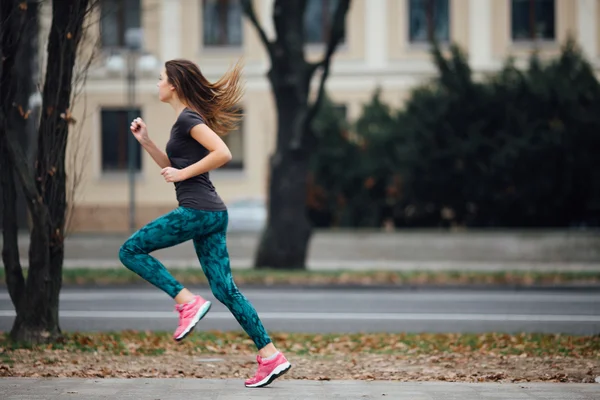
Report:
130,117,149,144
161,167,184,183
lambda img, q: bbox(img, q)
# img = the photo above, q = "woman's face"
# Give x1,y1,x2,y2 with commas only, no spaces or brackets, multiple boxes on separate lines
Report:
157,68,175,102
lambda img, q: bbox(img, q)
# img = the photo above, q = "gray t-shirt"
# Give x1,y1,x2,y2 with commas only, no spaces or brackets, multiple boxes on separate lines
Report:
165,108,227,211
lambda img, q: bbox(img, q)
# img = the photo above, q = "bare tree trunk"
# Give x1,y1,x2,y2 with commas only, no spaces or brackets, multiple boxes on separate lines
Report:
0,0,29,318
13,0,37,230
8,0,91,343
255,77,313,268
0,128,26,314
241,0,350,269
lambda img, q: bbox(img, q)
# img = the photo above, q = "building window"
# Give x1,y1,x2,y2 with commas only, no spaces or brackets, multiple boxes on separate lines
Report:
202,0,243,47
304,0,345,44
100,0,141,49
222,109,244,169
511,0,555,41
408,0,450,43
101,108,142,172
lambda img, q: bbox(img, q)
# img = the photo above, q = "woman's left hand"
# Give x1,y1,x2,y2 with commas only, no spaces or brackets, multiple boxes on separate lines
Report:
161,167,185,183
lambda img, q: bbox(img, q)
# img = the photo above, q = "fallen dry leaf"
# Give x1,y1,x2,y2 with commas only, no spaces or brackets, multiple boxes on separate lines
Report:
0,331,598,383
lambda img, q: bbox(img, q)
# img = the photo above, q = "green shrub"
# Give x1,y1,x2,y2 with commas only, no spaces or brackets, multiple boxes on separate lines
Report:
309,37,600,228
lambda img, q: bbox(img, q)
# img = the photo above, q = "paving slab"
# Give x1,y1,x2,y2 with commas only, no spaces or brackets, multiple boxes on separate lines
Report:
0,379,599,400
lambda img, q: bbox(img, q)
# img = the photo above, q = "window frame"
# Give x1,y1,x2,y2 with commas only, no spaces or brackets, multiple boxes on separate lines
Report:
99,107,143,176
201,0,244,49
99,0,142,51
407,0,451,46
219,107,245,171
510,0,556,43
303,0,347,46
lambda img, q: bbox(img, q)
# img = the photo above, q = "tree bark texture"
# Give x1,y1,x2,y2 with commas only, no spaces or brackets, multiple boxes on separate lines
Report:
255,78,313,268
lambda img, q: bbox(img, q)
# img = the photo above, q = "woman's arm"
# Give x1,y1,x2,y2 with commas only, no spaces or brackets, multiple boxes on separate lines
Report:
130,117,171,169
140,138,171,169
161,123,231,183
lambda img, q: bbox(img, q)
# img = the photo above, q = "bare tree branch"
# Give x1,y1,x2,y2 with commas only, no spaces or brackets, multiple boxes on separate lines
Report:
306,0,351,124
64,20,99,236
36,0,91,235
240,0,274,59
289,0,351,150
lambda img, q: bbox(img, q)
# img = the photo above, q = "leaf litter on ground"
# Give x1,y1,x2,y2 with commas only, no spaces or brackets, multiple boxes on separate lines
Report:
0,331,598,383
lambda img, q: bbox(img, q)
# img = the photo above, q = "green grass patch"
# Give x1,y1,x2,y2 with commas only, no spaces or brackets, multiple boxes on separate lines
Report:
1,268,599,287
0,353,14,366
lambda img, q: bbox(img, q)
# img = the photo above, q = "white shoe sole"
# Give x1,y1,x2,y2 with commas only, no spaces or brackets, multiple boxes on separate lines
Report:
175,300,211,341
245,361,292,388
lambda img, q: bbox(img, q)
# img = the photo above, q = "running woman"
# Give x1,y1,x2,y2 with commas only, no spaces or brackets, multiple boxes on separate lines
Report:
119,58,291,388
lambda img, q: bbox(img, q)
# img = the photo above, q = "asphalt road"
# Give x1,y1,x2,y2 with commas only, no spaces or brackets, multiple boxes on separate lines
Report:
1,288,599,335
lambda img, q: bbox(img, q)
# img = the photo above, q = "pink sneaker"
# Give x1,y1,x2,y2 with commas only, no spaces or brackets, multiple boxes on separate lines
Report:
244,352,291,388
173,295,211,341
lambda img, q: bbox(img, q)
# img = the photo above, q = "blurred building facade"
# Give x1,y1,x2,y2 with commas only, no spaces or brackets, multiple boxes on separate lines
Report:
68,0,600,232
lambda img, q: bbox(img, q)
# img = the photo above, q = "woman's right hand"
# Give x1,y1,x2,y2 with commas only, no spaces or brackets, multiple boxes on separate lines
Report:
130,117,149,144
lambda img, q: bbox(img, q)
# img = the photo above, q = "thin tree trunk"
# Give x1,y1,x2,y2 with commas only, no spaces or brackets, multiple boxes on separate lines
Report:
0,124,25,314
12,205,52,342
13,0,38,230
0,0,28,318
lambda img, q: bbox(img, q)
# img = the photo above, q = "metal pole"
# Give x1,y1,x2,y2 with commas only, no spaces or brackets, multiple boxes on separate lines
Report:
127,51,136,233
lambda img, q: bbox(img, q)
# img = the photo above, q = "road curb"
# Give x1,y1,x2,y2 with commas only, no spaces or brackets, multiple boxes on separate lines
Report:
48,282,600,292
4,259,600,272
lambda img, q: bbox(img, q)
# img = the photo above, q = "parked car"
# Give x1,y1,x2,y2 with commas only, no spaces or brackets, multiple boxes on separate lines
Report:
226,197,267,232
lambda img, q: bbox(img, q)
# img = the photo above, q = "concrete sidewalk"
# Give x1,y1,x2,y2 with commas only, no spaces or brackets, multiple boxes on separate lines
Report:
4,230,600,271
1,378,599,399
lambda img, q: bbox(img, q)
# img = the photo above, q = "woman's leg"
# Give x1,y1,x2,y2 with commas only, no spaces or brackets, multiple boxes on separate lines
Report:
192,210,291,387
119,208,196,298
119,207,213,340
193,226,272,350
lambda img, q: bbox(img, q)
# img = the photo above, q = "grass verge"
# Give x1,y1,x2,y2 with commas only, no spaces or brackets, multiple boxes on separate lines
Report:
1,268,599,287
1,331,598,357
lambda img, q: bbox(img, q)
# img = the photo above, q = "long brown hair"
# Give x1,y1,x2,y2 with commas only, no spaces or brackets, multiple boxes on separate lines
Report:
165,58,244,136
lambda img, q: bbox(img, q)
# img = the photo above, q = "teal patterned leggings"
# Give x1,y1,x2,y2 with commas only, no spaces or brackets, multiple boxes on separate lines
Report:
119,207,272,350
